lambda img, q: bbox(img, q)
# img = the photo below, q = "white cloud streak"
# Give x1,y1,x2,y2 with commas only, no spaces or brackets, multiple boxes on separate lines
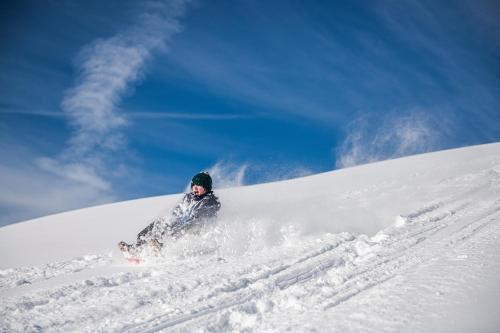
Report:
0,160,117,226
0,109,66,118
39,0,190,193
126,111,251,120
0,108,249,120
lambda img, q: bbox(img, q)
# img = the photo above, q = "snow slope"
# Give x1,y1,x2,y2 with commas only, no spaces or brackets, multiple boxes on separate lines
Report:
1,143,500,332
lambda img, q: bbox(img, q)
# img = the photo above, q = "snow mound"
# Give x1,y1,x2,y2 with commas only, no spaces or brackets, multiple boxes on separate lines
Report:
1,143,500,332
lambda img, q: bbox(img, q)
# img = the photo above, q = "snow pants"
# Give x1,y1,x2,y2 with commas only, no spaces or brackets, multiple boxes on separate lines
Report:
135,218,186,247
135,216,172,247
135,216,210,247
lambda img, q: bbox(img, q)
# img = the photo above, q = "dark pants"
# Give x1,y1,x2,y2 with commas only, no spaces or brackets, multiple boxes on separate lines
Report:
135,220,182,247
136,218,205,247
136,222,158,246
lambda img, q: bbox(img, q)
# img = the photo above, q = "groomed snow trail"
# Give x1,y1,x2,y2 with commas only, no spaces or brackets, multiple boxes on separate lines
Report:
1,144,500,332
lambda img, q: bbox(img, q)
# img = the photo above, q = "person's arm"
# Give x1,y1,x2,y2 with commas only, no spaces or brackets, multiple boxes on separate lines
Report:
192,197,221,220
171,194,190,219
169,194,221,235
182,195,221,229
166,194,192,232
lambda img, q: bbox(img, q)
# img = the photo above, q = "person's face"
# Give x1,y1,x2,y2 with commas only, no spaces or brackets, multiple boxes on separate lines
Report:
192,184,207,196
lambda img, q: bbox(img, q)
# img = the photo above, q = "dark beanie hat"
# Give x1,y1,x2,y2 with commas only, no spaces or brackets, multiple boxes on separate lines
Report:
191,172,212,192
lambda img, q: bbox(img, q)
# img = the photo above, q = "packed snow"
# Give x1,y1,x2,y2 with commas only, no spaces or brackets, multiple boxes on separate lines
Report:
1,143,500,332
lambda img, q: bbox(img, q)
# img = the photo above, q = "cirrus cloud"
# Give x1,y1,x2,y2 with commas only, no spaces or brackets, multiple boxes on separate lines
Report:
39,0,191,193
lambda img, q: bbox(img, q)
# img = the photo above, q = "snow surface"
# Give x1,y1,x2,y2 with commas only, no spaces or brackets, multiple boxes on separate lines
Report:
1,143,500,332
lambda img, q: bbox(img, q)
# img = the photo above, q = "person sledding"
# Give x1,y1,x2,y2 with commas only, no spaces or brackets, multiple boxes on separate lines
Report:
118,172,221,259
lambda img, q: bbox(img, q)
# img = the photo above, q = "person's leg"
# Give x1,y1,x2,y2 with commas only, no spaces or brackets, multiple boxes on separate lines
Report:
118,240,140,256
136,222,156,246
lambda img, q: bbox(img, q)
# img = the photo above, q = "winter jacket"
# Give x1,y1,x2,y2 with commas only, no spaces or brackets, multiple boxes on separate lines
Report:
168,191,221,234
136,191,221,245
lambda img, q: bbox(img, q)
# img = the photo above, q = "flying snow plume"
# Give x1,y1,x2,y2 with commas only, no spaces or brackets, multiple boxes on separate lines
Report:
208,161,248,189
336,110,443,168
184,162,248,193
38,0,190,193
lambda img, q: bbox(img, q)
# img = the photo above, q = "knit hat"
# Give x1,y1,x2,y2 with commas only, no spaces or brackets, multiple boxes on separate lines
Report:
191,172,212,192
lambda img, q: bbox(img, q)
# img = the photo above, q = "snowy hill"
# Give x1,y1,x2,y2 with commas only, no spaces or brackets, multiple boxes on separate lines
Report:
1,143,500,332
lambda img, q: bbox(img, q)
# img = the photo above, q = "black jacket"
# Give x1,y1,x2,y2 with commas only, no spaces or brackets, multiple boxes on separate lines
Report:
168,191,221,234
136,191,221,245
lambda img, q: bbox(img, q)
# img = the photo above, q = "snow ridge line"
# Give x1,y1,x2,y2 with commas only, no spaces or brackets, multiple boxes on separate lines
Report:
330,198,475,289
176,194,483,326
214,194,500,331
120,237,355,332
0,238,352,333
0,254,111,292
121,294,255,333
1,163,499,332
112,184,498,332
445,202,500,247
118,200,464,333
210,234,354,296
320,202,500,311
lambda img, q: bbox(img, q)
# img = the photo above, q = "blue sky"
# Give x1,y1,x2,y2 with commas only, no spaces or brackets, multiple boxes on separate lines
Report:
1,0,499,226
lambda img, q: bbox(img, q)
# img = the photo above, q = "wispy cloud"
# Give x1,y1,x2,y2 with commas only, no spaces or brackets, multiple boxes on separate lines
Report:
0,1,192,226
0,108,66,118
160,3,352,124
373,1,500,142
38,0,190,194
167,45,346,124
0,152,117,226
127,111,251,120
336,109,446,168
0,108,249,120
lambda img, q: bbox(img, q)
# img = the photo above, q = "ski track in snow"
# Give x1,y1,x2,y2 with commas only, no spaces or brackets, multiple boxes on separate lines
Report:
0,255,112,292
1,154,500,332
